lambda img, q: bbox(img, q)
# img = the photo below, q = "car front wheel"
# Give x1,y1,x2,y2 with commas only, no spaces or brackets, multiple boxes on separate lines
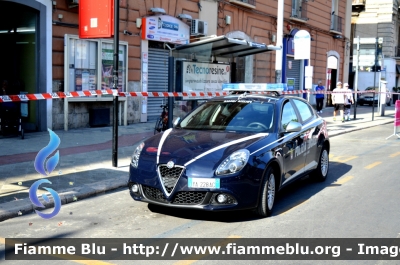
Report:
311,145,329,181
257,167,276,217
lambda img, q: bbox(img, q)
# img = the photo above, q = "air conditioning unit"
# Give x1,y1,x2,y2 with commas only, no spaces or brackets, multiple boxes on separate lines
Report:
191,19,208,36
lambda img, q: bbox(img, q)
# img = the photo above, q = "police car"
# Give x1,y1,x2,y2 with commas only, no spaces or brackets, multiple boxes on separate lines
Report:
128,83,329,217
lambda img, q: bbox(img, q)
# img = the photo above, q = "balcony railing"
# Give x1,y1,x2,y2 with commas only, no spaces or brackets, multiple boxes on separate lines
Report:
291,0,309,21
330,14,342,33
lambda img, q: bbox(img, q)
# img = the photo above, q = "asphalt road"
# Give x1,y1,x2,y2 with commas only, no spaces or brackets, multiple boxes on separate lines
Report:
1,123,400,265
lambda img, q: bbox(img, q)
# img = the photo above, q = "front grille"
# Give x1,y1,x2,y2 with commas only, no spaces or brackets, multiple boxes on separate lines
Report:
159,165,184,194
142,185,167,202
172,191,207,205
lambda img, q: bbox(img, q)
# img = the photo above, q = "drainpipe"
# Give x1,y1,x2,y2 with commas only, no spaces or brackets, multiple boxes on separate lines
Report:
275,0,284,83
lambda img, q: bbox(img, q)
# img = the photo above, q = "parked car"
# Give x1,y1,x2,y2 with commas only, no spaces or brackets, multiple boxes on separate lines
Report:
357,87,391,106
128,85,330,217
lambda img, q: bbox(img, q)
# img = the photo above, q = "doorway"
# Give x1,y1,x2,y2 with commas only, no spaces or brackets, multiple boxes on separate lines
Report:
0,1,38,131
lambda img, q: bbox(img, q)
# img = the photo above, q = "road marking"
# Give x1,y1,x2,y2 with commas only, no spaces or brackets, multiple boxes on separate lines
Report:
389,152,400,158
0,237,115,265
365,161,382,169
173,235,241,265
334,176,354,185
277,200,308,216
329,155,358,163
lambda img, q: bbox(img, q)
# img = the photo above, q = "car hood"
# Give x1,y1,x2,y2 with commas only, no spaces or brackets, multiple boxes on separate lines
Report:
360,92,377,98
140,129,268,166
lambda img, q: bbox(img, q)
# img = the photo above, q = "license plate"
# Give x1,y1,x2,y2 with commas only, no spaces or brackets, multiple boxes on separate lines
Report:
188,178,220,189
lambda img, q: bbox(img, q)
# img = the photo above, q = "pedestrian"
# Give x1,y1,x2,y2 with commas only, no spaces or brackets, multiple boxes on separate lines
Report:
315,80,325,113
343,83,354,121
1,80,8,96
331,81,345,122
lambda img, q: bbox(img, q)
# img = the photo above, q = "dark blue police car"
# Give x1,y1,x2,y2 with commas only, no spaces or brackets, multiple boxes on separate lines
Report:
128,84,329,217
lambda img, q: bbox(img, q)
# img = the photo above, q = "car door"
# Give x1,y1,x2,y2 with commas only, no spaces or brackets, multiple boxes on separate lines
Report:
279,99,307,185
292,98,319,173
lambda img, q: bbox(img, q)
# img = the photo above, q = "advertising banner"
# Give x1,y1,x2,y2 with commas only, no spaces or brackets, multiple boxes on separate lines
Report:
101,48,124,91
179,62,231,99
141,15,190,45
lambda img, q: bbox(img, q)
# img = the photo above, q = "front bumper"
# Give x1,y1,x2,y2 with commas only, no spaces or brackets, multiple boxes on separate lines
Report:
128,181,245,211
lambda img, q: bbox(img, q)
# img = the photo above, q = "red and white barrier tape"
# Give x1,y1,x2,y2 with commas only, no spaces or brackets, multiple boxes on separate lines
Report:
1,89,400,103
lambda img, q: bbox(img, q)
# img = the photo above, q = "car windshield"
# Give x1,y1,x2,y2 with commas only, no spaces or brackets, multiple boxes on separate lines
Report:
178,100,274,132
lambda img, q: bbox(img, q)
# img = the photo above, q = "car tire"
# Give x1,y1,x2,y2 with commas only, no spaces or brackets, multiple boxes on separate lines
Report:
311,145,329,182
257,167,276,217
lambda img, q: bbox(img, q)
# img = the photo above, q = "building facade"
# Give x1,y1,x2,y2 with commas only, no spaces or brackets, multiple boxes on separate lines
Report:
0,0,351,131
351,0,400,92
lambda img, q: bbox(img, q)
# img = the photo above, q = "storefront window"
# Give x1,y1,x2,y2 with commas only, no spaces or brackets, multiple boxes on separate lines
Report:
101,42,126,92
68,38,98,92
65,35,128,93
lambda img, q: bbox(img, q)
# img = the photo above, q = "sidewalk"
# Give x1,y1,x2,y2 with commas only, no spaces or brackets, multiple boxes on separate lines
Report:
0,105,397,221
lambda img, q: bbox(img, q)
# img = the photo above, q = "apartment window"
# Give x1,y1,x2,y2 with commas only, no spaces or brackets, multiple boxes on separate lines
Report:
291,0,309,22
330,0,342,33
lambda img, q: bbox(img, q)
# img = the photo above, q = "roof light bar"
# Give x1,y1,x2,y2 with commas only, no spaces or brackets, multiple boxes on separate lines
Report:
222,83,287,94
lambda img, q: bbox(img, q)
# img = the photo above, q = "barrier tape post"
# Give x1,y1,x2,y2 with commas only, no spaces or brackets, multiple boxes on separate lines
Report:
386,100,400,139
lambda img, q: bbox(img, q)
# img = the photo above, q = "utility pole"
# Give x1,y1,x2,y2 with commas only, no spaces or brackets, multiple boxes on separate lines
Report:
275,0,284,83
371,37,378,121
112,0,120,167
354,36,360,120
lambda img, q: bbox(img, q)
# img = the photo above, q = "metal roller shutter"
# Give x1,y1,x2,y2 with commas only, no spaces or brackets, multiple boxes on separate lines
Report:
286,57,301,91
147,48,169,121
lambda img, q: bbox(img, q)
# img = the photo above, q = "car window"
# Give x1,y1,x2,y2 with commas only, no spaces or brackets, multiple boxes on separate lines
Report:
179,100,274,132
281,101,298,131
292,99,313,123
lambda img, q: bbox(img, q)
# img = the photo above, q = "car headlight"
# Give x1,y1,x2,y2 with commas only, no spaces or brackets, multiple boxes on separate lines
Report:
216,149,250,175
131,142,145,168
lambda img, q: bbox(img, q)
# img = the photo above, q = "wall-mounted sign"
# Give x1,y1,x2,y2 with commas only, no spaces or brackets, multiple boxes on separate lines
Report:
327,56,338,69
294,30,311,60
287,78,295,91
79,0,114,38
175,61,231,99
141,15,190,45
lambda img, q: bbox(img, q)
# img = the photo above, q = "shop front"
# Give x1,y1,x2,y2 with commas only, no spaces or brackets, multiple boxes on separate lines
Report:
0,0,52,132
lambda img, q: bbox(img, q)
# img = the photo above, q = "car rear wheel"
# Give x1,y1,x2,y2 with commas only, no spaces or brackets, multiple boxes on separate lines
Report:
311,145,329,182
257,167,276,217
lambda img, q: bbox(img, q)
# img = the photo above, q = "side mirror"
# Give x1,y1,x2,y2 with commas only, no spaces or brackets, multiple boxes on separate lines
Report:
173,117,181,127
285,121,302,133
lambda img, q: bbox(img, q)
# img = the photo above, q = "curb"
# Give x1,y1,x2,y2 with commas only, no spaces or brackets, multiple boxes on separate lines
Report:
0,175,128,222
